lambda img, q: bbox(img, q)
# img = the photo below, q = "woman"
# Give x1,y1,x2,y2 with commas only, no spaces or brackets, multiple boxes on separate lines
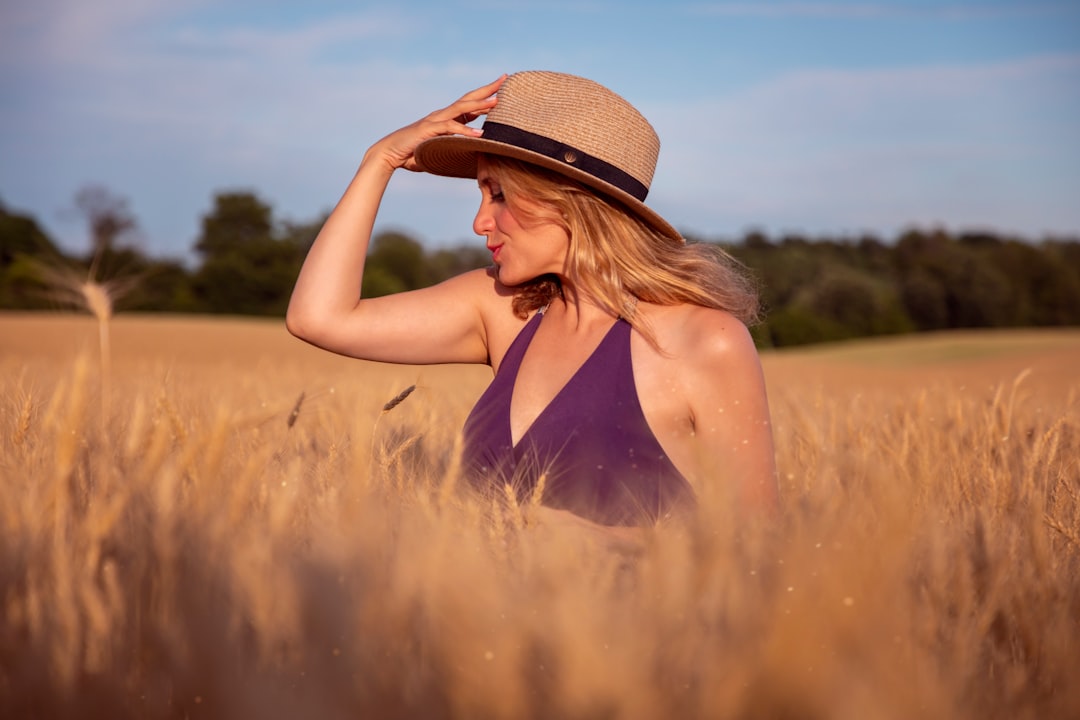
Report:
287,71,778,533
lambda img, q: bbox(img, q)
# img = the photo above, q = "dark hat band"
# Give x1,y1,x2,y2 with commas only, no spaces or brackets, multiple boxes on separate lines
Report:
481,122,649,202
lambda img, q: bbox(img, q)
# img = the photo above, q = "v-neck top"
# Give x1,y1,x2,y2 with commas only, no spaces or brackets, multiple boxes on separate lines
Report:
461,309,695,526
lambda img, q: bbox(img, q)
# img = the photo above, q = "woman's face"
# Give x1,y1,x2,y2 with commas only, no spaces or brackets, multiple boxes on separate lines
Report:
474,156,570,286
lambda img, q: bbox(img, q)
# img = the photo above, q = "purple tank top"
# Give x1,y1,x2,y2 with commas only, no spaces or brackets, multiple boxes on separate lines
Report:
461,310,695,526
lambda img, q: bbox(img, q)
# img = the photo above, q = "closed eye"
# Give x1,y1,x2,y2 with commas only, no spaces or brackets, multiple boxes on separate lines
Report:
478,177,505,203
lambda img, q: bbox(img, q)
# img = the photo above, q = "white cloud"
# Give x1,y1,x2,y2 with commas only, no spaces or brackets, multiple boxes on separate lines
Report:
3,1,1078,255
1,1,502,253
645,53,1080,238
688,2,896,19
686,1,1073,20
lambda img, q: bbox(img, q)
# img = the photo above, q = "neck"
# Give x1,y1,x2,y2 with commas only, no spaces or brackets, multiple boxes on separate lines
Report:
549,281,618,329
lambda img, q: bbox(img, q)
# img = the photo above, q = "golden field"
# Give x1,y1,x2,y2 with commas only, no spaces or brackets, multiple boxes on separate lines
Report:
1,312,1078,719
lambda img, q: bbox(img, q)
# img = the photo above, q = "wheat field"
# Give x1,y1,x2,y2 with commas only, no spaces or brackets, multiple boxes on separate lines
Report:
1,312,1078,719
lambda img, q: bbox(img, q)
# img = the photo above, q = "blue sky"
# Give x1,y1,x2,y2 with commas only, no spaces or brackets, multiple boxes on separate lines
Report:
2,0,1078,261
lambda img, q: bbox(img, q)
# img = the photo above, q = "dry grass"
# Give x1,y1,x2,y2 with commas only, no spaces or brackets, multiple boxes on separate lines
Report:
1,314,1078,719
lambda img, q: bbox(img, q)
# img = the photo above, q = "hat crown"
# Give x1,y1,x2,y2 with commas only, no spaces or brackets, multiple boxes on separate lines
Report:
487,71,660,191
412,70,683,242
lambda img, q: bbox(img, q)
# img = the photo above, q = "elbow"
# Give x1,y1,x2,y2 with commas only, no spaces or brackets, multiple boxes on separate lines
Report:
286,295,366,353
284,312,303,340
285,303,321,344
286,300,357,352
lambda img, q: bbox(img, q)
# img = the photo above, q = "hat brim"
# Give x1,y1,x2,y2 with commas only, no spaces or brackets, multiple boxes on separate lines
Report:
414,135,683,244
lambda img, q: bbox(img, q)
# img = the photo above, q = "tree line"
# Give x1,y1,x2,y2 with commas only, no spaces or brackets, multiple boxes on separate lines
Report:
2,186,1078,347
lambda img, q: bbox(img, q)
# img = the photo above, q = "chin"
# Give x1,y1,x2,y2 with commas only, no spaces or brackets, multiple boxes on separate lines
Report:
494,263,550,288
494,265,524,287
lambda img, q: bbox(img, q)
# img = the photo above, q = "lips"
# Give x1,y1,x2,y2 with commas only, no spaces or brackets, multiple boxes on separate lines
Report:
488,244,503,263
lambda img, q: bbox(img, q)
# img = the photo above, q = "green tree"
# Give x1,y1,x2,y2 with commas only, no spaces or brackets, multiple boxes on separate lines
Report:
900,269,948,330
764,305,848,347
279,215,327,254
0,254,50,309
984,239,1080,326
763,266,912,346
894,228,1011,329
1035,241,1080,325
364,231,432,294
0,199,64,309
802,266,911,337
429,245,491,282
0,199,61,264
123,260,199,313
191,191,301,315
192,240,302,315
194,192,273,260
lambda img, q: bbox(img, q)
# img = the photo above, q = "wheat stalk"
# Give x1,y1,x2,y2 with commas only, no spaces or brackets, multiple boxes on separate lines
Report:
529,472,547,510
80,279,113,421
12,386,35,448
33,257,137,429
381,384,416,412
503,482,525,531
6,319,1078,719
286,391,305,429
380,433,421,473
370,383,420,479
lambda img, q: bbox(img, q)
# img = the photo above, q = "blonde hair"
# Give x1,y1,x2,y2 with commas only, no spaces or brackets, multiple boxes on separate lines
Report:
484,156,760,342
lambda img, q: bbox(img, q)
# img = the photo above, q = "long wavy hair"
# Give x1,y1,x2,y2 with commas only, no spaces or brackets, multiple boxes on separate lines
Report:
484,155,760,344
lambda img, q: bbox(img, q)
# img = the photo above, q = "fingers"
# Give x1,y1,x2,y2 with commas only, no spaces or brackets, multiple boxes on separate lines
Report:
454,109,479,125
443,74,507,126
372,75,507,173
460,74,507,103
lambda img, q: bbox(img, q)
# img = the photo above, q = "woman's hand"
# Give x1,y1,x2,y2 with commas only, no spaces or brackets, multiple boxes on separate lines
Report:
364,75,506,174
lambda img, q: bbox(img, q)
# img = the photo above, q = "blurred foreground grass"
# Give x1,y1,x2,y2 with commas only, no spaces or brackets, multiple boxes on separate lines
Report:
1,314,1078,719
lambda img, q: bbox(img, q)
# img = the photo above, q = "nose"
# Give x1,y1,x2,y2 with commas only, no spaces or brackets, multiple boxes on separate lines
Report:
473,199,493,237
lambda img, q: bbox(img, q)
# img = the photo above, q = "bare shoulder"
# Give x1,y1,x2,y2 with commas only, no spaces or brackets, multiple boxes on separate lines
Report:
421,265,513,317
632,302,776,512
643,303,759,368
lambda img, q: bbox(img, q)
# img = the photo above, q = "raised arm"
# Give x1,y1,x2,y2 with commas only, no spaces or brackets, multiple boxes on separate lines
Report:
286,76,507,365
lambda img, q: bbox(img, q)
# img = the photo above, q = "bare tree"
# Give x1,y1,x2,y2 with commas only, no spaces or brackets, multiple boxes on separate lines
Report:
73,184,137,256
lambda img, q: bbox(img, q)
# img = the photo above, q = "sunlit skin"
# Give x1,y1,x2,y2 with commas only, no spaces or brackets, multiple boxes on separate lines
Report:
472,160,776,517
474,163,570,289
286,76,778,545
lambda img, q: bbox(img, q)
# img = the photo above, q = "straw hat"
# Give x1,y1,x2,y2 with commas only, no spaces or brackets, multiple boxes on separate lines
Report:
414,71,682,243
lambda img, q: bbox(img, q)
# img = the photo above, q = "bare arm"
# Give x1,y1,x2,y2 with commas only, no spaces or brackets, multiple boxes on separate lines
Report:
684,313,780,516
286,76,507,365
